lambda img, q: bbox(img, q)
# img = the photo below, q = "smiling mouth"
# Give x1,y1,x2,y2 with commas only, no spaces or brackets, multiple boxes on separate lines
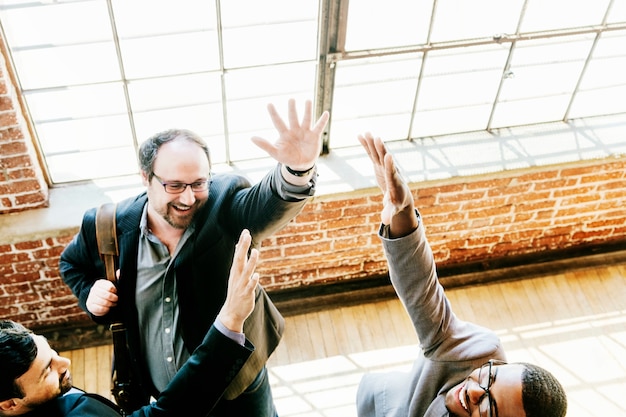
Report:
458,382,469,412
172,204,192,212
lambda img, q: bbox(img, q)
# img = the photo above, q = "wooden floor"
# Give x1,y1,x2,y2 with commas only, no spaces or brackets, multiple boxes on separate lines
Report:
62,260,626,417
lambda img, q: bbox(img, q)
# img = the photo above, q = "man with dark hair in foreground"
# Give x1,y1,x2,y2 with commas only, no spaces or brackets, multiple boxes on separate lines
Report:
356,133,567,417
0,229,259,417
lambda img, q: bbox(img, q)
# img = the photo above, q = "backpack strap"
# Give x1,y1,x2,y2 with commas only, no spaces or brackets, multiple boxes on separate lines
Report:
95,202,118,283
94,202,143,414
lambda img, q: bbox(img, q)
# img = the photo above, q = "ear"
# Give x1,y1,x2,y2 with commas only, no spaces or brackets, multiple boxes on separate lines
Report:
0,398,19,412
141,170,150,186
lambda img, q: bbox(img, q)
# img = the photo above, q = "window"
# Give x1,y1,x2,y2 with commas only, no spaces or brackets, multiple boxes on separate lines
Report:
0,0,625,184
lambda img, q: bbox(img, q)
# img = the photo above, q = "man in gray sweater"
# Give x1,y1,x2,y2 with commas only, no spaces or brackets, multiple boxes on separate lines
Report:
356,133,567,417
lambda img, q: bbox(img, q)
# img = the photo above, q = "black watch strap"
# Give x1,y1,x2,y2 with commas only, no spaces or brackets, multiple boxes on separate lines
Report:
285,164,315,177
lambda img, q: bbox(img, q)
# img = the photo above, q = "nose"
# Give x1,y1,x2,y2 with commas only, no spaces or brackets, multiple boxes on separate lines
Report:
178,185,196,205
53,354,71,374
466,379,487,405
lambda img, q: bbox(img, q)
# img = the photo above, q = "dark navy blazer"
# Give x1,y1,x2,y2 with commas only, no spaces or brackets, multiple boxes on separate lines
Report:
60,167,312,400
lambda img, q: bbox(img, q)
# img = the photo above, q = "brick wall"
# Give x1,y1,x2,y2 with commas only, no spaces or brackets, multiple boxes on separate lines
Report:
2,158,626,331
0,234,82,327
0,38,48,214
259,159,626,292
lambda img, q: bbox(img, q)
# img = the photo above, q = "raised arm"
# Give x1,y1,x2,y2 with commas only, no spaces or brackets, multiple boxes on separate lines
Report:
252,99,329,186
358,133,459,354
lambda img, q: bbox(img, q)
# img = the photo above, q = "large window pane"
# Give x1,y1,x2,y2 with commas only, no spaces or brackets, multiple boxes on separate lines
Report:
331,56,419,147
569,31,626,118
120,32,221,79
492,35,594,128
412,45,509,137
112,0,216,37
345,0,432,50
25,83,128,121
221,0,318,68
39,114,135,183
430,0,524,42
521,0,611,32
224,62,317,161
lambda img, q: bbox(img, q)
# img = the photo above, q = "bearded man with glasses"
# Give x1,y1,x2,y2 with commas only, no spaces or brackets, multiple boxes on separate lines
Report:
355,133,567,417
60,99,329,417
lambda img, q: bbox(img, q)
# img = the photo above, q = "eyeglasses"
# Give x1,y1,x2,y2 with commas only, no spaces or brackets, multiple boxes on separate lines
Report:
152,173,211,194
477,359,506,417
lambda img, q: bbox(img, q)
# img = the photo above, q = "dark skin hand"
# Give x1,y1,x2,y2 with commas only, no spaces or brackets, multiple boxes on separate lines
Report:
357,132,418,238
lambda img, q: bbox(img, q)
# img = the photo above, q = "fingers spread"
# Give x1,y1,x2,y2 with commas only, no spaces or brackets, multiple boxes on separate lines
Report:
312,110,329,135
288,98,299,130
299,99,312,129
267,103,288,133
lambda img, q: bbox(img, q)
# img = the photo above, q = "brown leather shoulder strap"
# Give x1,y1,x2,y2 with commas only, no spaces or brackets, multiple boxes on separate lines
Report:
95,202,118,283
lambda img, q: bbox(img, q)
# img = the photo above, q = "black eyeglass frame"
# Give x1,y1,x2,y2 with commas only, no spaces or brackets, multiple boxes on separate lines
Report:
151,172,212,194
477,359,507,417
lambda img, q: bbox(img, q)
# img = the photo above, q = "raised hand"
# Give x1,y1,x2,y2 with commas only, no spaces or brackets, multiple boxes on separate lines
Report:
358,132,418,237
217,229,260,333
358,132,390,193
251,99,329,172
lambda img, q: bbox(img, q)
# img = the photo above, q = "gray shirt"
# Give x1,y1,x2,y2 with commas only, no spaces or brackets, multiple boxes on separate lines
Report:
135,165,315,392
136,203,194,391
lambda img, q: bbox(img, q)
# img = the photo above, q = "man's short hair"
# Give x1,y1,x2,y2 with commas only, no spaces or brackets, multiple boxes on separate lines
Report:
0,320,37,401
138,128,211,179
519,362,567,417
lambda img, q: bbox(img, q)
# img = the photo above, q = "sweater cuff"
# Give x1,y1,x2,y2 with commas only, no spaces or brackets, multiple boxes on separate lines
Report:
272,163,317,201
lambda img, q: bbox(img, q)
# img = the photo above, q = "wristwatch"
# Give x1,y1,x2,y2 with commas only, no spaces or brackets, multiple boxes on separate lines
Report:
285,164,315,177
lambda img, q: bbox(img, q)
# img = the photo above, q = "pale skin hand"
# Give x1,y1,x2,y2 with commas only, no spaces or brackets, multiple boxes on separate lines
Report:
217,229,260,333
357,132,419,238
86,275,118,316
251,99,330,186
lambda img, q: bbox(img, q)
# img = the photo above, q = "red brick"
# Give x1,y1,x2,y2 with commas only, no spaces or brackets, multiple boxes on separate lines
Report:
296,208,342,223
463,197,507,211
553,186,595,197
284,241,332,257
507,191,552,204
533,178,577,190
0,252,31,264
0,140,27,156
0,154,32,169
14,240,44,251
0,112,18,127
516,170,559,182
466,178,512,190
324,215,370,230
438,190,486,204
0,95,14,111
327,225,374,238
0,127,24,141
275,232,324,246
0,197,12,208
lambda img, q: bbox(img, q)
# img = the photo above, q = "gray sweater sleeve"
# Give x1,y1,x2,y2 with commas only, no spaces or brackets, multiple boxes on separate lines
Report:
379,211,458,356
379,211,503,361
